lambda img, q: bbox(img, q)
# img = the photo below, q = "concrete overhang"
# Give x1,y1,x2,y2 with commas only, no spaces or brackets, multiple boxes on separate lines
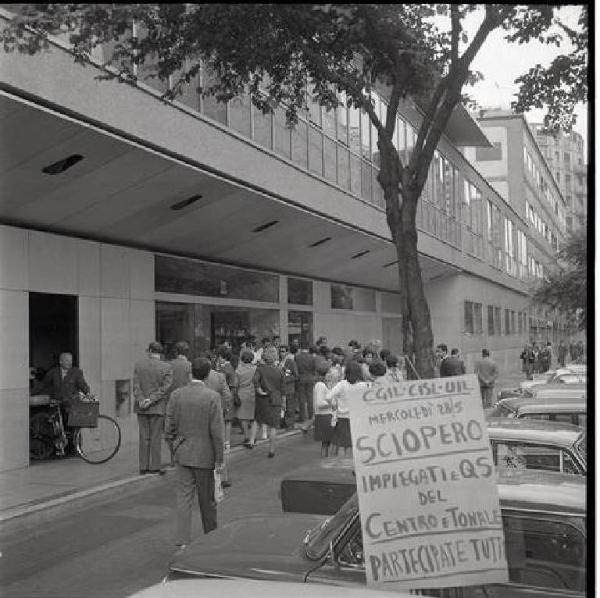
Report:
0,91,460,292
445,103,492,148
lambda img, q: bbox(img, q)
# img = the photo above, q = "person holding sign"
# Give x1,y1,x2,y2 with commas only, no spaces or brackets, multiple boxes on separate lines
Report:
474,348,499,409
327,361,367,456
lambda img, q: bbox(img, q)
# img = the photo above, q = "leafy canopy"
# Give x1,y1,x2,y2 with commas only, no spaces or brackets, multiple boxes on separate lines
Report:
532,228,587,330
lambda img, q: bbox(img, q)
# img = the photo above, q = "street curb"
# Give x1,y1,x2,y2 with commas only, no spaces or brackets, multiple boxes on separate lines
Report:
0,428,303,526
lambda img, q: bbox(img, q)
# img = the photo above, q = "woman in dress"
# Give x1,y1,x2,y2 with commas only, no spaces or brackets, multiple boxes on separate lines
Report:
313,362,335,458
249,346,285,457
235,350,257,445
327,361,367,457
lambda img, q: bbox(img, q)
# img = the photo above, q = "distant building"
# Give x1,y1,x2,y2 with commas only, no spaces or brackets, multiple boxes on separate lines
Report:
470,109,573,347
530,125,587,234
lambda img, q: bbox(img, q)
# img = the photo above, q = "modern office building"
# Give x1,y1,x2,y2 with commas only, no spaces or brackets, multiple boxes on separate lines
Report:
1,11,538,471
471,109,571,345
530,125,587,234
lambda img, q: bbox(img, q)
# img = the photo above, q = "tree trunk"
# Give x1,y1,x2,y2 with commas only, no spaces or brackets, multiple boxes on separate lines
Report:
378,144,436,379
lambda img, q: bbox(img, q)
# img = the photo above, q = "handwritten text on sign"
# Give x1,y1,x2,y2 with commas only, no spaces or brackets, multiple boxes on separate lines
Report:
348,374,508,591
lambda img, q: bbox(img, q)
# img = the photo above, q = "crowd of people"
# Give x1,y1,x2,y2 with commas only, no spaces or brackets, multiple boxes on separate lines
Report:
519,339,585,379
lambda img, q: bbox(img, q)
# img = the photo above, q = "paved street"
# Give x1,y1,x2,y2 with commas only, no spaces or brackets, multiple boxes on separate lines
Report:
0,433,321,598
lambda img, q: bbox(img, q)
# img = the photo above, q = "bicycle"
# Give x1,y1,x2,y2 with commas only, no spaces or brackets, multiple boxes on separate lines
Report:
29,393,121,464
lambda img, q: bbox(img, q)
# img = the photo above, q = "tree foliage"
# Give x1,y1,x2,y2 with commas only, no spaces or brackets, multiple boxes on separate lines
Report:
1,4,588,375
532,229,587,331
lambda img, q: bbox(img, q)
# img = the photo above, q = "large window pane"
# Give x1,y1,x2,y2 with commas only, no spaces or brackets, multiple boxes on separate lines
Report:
331,285,354,310
349,105,361,154
307,84,321,126
350,154,361,196
155,255,279,302
361,109,371,159
464,301,474,334
354,288,376,311
229,94,252,137
288,310,313,349
288,277,313,305
253,107,272,149
371,95,380,164
361,160,372,202
308,127,324,176
337,147,350,190
202,65,227,125
291,120,308,169
337,92,348,145
324,137,337,182
323,107,336,138
274,108,291,158
488,305,495,335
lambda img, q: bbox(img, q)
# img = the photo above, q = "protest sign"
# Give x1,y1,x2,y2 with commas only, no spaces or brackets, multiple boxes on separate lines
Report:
348,374,508,591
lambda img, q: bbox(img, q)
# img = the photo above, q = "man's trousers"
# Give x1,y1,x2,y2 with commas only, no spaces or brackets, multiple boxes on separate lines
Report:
175,464,217,545
480,385,495,409
296,381,314,421
137,414,164,472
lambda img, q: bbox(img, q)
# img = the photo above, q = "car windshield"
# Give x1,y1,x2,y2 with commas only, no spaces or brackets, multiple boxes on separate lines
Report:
304,493,358,561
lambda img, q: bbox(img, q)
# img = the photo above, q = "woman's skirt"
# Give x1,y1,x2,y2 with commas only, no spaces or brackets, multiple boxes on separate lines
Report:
313,413,334,443
332,417,352,448
255,395,280,428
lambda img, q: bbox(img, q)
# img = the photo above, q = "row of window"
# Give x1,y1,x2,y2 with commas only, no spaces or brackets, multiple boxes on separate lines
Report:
525,201,559,251
132,52,540,282
523,145,565,232
464,302,528,336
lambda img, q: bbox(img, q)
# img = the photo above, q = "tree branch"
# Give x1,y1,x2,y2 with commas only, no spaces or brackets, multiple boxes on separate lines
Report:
450,4,460,69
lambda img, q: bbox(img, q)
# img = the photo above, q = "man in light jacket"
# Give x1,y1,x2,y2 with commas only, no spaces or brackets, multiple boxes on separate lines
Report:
133,342,173,475
165,357,224,547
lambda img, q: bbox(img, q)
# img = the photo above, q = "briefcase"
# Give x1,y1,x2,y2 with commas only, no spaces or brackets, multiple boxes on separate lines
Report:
68,400,100,428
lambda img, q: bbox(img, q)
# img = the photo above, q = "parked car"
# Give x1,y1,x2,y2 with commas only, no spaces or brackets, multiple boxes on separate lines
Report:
167,469,586,597
127,578,407,598
487,417,586,475
498,368,586,400
487,393,587,430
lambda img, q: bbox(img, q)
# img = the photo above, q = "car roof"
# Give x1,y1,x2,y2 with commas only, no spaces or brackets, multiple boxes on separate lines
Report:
487,417,583,446
496,469,586,515
499,394,586,413
127,579,412,598
532,383,587,397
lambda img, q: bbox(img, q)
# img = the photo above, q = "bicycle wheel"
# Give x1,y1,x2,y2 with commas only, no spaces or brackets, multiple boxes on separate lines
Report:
29,411,56,460
75,414,121,464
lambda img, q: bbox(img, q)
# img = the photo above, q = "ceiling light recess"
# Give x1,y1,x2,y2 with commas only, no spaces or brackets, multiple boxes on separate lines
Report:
309,237,332,248
170,194,203,211
252,220,279,233
383,260,399,268
42,154,84,175
351,250,370,259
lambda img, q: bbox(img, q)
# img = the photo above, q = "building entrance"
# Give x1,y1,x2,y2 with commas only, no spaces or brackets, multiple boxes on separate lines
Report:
29,292,79,383
156,301,279,358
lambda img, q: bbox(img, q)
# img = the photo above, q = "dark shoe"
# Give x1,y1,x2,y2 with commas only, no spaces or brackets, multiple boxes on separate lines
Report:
149,469,167,475
221,480,232,488
268,452,275,458
244,441,254,449
139,469,149,475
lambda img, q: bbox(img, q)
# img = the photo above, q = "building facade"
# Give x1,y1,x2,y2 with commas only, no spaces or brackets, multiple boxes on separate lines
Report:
1,11,537,472
471,109,571,345
531,125,587,234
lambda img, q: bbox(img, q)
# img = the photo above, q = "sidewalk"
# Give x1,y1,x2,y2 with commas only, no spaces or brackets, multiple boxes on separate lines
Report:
0,426,302,525
0,371,525,524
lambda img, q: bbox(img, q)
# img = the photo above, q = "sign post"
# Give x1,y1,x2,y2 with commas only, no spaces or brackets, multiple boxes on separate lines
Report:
348,374,508,591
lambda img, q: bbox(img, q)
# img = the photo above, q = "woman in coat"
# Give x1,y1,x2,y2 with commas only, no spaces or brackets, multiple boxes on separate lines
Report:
247,347,285,457
234,350,257,445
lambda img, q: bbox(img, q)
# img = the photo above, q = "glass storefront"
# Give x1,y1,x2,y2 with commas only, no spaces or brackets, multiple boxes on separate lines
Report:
156,302,279,358
288,310,313,349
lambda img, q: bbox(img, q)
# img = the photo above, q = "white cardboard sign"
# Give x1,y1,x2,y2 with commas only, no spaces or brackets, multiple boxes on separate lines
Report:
348,374,508,591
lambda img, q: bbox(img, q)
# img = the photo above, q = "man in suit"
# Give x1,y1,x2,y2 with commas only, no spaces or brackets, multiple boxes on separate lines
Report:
436,344,450,377
474,348,499,409
444,348,467,376
294,344,316,423
167,341,192,465
198,351,232,488
133,342,173,475
40,352,90,409
165,357,224,547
